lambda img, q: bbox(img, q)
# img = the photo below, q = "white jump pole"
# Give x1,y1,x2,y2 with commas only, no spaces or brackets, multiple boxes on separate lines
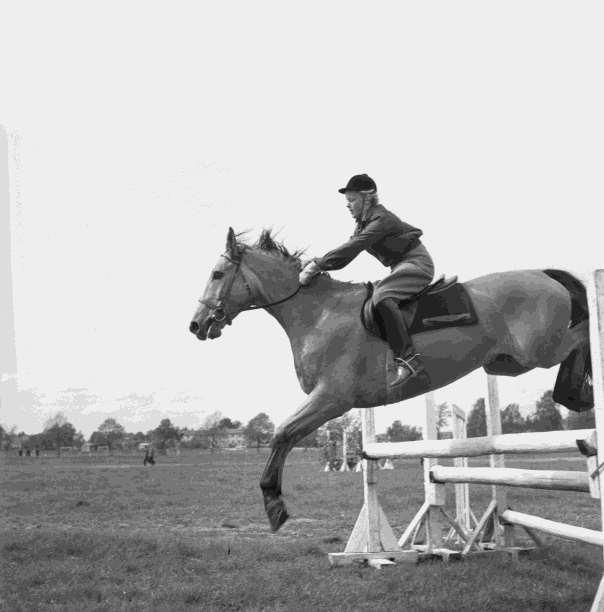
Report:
450,406,474,541
339,429,350,472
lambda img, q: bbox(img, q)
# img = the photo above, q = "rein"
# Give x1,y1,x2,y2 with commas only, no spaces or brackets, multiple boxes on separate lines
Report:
199,252,303,323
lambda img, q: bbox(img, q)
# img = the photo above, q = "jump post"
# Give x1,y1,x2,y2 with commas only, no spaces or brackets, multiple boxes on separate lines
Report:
329,270,604,612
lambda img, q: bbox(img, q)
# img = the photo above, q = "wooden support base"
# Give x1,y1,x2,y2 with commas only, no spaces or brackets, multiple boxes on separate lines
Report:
328,502,419,567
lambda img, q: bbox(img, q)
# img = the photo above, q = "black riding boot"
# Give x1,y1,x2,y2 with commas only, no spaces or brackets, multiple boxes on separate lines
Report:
375,298,425,385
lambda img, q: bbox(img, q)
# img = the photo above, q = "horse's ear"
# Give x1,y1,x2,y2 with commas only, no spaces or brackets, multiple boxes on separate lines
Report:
226,227,237,257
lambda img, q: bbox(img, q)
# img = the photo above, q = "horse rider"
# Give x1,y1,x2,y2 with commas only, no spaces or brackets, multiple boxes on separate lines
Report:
299,174,435,386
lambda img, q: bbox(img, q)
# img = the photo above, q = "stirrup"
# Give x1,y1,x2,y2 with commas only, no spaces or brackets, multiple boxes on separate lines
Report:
394,353,422,375
390,353,425,387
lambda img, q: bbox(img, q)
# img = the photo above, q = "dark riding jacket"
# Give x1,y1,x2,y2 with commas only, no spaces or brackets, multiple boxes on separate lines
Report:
316,204,423,271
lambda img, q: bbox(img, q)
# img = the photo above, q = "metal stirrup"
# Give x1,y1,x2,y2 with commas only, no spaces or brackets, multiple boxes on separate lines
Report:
394,353,421,376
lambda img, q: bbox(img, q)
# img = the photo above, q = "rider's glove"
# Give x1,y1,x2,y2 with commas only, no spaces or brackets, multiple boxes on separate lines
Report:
299,260,322,285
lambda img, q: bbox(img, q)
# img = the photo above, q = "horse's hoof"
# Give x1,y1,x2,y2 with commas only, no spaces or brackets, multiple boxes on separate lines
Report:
266,498,289,532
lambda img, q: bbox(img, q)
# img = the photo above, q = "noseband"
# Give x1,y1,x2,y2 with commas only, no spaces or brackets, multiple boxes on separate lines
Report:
199,252,303,324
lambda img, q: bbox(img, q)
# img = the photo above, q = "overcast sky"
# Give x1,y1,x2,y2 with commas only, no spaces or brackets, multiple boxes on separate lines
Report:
1,2,603,437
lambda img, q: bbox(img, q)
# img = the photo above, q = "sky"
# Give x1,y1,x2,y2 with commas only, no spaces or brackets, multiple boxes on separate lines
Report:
1,1,603,437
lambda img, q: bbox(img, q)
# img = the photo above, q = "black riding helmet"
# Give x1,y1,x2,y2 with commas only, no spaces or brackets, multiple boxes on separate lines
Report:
338,174,377,194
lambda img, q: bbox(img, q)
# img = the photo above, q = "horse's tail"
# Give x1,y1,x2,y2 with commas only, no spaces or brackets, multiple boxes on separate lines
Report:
544,269,593,412
543,269,589,326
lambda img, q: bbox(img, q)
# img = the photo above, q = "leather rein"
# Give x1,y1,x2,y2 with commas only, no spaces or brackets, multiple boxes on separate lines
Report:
199,252,303,324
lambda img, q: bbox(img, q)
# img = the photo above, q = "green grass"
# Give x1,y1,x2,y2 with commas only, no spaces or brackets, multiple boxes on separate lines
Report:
1,450,602,610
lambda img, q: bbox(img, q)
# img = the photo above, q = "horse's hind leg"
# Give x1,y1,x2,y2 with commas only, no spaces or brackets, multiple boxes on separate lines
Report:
260,386,349,532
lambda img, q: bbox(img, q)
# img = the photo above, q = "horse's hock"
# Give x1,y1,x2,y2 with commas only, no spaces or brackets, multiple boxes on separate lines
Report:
329,269,604,612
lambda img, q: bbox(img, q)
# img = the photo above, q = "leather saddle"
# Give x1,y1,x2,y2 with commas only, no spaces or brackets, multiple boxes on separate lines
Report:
361,274,479,339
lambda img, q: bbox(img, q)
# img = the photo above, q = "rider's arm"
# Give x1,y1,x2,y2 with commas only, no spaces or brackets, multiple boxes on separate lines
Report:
315,215,388,271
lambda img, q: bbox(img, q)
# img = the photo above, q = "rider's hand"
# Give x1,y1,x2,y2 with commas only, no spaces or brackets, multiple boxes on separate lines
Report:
299,260,322,285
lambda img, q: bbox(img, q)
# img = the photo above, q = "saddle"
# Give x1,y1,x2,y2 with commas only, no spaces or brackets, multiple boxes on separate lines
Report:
361,275,479,339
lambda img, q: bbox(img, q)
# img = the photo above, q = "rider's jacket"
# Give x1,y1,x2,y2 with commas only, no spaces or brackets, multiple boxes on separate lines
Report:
316,204,423,271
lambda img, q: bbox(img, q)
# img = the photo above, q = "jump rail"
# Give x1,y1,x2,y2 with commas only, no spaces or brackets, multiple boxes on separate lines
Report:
364,428,594,460
431,465,590,492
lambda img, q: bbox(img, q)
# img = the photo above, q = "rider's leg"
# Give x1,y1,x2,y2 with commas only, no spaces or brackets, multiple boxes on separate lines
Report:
375,298,424,383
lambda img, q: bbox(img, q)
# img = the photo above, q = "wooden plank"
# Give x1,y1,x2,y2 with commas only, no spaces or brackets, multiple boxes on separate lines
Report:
431,466,590,492
364,428,594,459
328,550,418,566
500,509,604,547
462,499,497,555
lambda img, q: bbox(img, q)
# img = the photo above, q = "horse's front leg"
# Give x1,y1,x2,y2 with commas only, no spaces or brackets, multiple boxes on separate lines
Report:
260,386,349,532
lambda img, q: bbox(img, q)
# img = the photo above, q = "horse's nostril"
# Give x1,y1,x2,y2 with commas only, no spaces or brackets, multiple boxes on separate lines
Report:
189,321,199,334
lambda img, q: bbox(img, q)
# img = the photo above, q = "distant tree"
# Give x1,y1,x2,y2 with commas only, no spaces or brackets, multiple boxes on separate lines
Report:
467,398,487,437
201,412,225,451
73,431,85,449
566,409,596,430
0,424,6,450
202,411,224,430
501,403,526,433
28,432,45,451
528,390,563,432
90,430,107,446
133,431,147,444
386,420,422,442
245,413,274,450
43,412,76,454
152,418,181,451
92,418,126,450
218,417,242,429
44,412,69,430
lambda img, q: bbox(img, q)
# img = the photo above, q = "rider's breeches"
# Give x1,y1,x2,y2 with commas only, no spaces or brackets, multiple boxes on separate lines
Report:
370,242,435,305
371,242,435,358
375,298,412,357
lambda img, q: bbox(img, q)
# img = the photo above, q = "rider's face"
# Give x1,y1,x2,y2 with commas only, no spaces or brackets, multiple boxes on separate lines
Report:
345,192,364,219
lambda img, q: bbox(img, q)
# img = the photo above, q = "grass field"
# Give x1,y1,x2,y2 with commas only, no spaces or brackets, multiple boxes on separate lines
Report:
1,448,602,611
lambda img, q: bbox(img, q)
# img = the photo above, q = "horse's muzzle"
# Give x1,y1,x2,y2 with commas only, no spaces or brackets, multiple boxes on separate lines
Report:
189,316,224,340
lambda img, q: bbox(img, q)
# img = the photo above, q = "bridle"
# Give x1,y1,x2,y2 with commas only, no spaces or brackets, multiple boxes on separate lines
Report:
198,251,303,325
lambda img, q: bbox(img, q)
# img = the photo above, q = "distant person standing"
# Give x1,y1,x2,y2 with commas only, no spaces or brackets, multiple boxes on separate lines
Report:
143,444,155,466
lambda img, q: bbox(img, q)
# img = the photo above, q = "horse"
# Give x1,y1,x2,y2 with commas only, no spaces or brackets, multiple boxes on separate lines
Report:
189,227,592,532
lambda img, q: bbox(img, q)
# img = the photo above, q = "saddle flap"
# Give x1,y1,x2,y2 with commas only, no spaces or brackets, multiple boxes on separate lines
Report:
362,275,477,339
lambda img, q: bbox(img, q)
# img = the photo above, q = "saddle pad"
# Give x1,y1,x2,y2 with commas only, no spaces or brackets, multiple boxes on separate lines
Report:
362,281,479,339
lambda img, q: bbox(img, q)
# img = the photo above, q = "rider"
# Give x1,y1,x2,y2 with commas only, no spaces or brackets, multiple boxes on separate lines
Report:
299,174,435,385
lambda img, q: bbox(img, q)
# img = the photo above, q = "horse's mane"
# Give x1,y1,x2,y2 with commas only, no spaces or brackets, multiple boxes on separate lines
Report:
234,229,362,290
235,229,305,270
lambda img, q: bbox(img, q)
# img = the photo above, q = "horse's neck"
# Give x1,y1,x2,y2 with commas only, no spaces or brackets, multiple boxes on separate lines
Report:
267,274,367,336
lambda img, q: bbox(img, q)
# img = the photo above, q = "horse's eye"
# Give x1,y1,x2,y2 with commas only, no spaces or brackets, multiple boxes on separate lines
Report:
212,271,225,280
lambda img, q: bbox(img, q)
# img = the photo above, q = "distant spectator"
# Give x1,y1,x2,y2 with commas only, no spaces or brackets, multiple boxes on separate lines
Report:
143,444,155,466
25,449,31,457
18,449,23,457
35,448,40,457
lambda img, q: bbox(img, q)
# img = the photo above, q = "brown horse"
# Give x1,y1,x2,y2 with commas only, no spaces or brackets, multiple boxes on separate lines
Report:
189,228,591,532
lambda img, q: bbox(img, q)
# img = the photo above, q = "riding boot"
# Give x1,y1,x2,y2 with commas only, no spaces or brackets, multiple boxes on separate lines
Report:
375,298,425,386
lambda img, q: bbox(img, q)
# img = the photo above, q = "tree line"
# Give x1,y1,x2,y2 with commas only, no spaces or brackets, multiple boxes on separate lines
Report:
0,410,278,454
1,388,595,454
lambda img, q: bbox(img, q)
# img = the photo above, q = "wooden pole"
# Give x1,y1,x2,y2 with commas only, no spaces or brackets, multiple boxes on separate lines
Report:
500,509,604,547
452,406,472,537
431,466,590,492
363,428,594,459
